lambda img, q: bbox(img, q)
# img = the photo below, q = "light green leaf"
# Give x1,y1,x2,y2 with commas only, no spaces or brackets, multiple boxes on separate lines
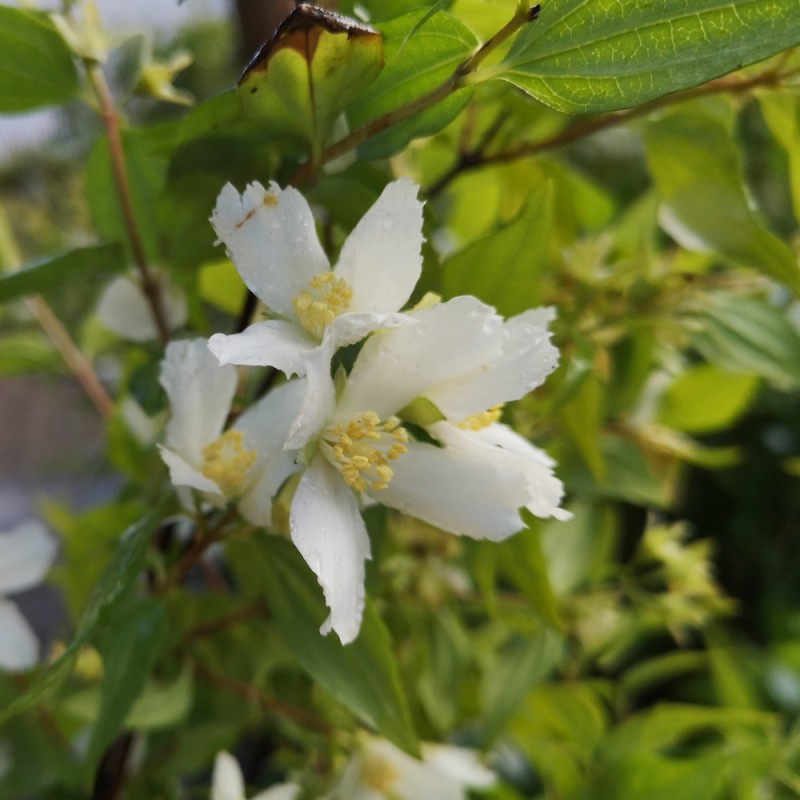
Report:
644,107,800,293
0,502,165,725
87,600,168,766
760,90,800,223
499,0,800,114
0,244,124,303
687,294,800,388
348,10,478,159
0,8,79,112
442,181,553,314
239,5,384,156
657,364,760,433
227,536,419,755
0,331,60,374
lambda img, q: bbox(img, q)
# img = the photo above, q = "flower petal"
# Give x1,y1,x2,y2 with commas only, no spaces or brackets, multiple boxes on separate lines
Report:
427,308,559,419
326,310,415,351
339,296,504,421
377,441,529,540
251,784,302,800
209,320,315,376
290,458,371,644
211,751,245,800
335,179,424,313
97,274,187,342
431,423,569,521
211,182,330,317
421,744,496,790
161,339,237,469
0,598,39,671
235,380,307,526
284,343,336,451
0,521,57,595
158,445,226,502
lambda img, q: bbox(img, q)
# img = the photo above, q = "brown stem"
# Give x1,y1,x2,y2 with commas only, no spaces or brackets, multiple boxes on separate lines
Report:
180,599,267,647
426,62,796,198
190,657,333,734
87,64,170,345
292,4,541,184
26,296,114,418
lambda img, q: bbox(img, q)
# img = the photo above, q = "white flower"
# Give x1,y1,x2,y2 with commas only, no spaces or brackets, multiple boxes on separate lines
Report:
0,521,57,671
97,272,187,342
330,737,495,800
244,296,568,644
212,751,301,800
207,179,424,441
158,339,302,526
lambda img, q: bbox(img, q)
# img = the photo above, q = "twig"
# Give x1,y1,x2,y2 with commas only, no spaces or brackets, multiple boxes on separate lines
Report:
180,599,267,647
426,60,799,198
190,656,333,734
292,4,541,184
87,64,170,346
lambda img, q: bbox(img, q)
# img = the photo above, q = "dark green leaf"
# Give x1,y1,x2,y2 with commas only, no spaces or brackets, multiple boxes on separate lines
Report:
227,536,419,754
0,502,165,725
0,244,124,303
87,600,168,765
0,8,79,112
500,0,800,113
482,628,564,744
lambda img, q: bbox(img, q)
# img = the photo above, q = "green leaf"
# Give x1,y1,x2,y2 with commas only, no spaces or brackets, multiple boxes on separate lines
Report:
0,331,60,375
87,600,168,766
482,628,564,744
499,0,800,114
760,90,800,223
0,8,79,112
239,5,384,156
0,502,165,725
0,244,124,303
442,181,553,313
643,107,800,293
348,10,478,159
227,536,418,755
687,294,800,388
657,364,760,433
497,516,563,631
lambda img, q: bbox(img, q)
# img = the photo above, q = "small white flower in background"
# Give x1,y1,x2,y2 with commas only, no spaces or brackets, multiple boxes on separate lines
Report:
97,272,187,342
330,737,495,800
211,751,300,800
233,295,568,644
158,339,303,526
207,178,423,441
0,521,57,672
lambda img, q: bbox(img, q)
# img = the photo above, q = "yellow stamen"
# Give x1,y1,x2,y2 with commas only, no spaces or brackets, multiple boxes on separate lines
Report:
201,430,257,496
456,403,504,431
292,271,353,339
360,755,400,792
320,411,409,493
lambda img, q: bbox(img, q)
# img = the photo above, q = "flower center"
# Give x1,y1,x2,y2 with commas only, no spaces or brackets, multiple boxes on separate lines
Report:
456,403,504,431
360,755,400,792
292,271,353,339
320,411,408,493
201,430,257,496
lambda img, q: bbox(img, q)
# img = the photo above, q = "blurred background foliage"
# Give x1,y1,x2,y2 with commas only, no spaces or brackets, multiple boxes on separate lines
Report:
1,0,800,798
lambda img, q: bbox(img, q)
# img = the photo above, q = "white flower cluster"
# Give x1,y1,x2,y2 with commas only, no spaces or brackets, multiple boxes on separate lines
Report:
161,179,569,644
